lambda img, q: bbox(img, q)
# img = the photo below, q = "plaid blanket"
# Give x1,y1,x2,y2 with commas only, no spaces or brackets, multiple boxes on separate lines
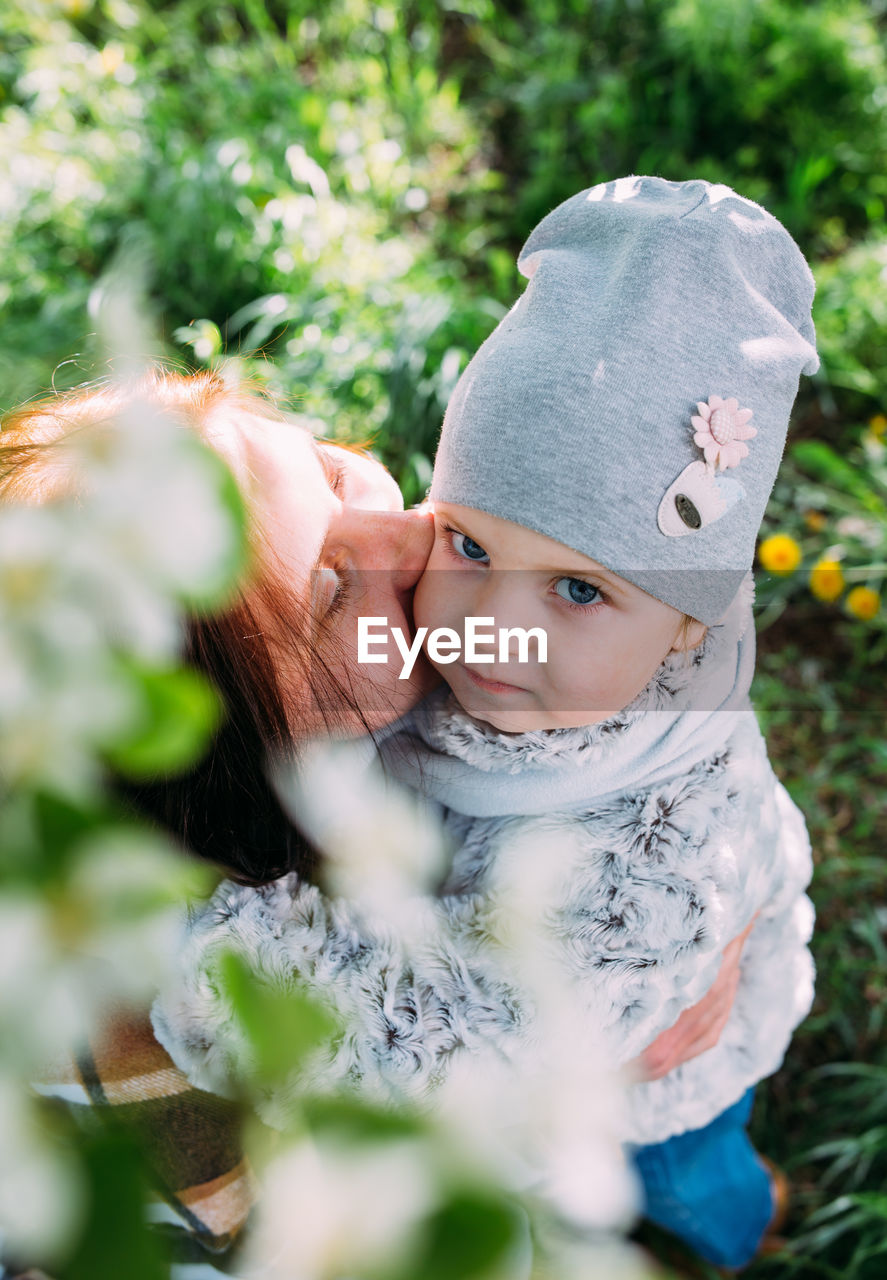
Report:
12,1004,257,1276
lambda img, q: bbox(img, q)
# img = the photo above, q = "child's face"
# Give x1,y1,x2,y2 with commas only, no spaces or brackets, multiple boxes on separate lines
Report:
414,503,706,733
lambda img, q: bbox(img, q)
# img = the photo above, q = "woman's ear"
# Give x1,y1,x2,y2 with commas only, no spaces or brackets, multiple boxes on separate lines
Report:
670,617,708,653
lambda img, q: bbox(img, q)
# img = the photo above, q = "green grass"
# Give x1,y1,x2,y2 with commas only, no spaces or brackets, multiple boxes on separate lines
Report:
631,609,886,1279
708,611,885,1279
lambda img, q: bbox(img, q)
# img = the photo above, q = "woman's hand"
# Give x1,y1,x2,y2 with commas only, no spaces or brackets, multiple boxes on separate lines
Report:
631,915,757,1082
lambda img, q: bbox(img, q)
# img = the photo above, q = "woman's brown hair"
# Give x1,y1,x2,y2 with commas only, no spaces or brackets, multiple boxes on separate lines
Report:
0,367,339,885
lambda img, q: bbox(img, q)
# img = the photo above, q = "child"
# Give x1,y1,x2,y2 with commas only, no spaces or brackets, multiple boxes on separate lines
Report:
376,175,817,1268
155,178,816,1271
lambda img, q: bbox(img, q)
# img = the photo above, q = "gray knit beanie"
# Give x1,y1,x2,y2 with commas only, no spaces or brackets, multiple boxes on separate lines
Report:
431,176,819,625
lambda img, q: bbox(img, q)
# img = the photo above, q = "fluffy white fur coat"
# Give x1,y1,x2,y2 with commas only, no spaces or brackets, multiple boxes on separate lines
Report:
153,643,814,1146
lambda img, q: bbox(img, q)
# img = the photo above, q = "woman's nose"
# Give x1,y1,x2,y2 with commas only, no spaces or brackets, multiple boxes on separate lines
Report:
339,447,405,514
349,506,435,592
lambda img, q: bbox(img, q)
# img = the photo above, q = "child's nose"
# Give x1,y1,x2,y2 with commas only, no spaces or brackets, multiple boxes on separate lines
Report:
472,570,539,635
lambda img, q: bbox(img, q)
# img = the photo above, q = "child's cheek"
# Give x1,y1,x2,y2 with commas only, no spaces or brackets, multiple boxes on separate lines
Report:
413,555,471,675
413,536,463,634
412,562,444,638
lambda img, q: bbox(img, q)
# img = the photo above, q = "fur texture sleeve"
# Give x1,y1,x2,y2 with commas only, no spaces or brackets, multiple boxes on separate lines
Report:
151,722,815,1144
151,877,524,1121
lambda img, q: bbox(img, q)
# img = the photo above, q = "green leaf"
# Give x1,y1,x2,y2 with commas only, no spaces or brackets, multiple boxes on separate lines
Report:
791,440,885,511
0,790,125,886
303,1094,424,1146
61,1128,168,1280
405,1190,526,1280
216,949,340,1087
174,435,250,608
172,317,222,364
33,790,111,859
847,1192,887,1221
105,663,221,779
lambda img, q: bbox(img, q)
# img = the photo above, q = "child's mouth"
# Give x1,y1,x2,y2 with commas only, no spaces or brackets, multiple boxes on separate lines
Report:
460,665,526,695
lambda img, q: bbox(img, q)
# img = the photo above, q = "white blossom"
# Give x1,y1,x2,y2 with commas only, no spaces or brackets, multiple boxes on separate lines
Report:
279,741,447,944
243,1137,434,1280
453,823,639,1232
0,1074,83,1260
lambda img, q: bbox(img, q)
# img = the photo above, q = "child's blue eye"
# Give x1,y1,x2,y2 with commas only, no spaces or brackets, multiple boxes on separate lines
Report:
451,532,490,563
555,577,601,606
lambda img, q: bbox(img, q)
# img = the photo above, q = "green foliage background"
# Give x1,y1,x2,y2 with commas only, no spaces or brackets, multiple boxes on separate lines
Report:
1,1,886,1276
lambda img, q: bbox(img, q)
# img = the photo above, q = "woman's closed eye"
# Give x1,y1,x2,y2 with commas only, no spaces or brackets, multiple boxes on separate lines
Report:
554,576,606,609
317,441,347,495
315,564,352,625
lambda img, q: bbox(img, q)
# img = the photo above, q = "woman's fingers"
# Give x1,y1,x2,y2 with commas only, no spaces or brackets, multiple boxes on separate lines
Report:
662,975,740,1067
632,914,757,1081
636,982,726,1080
722,913,757,963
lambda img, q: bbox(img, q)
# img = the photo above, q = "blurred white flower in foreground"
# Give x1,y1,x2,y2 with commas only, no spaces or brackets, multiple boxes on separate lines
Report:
0,1073,82,1259
475,821,639,1231
273,750,639,1260
243,1137,434,1280
0,896,88,1070
434,1040,637,1237
73,394,239,600
63,828,214,997
0,280,243,1260
0,383,239,793
0,832,210,1072
533,1235,652,1280
279,740,447,944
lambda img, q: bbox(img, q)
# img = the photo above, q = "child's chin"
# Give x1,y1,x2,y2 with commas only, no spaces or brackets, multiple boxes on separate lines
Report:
443,692,551,735
448,691,617,733
464,707,530,734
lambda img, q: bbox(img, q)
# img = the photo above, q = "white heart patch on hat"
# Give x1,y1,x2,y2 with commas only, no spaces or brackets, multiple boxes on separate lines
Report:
657,461,745,537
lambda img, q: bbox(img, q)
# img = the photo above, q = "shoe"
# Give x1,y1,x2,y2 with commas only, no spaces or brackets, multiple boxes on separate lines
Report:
759,1156,791,1243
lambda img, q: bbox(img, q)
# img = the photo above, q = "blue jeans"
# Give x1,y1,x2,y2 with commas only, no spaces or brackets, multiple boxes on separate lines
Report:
631,1088,775,1269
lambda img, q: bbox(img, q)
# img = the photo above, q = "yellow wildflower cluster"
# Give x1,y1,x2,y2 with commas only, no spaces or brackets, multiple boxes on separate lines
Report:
809,559,845,602
758,534,801,575
760,536,881,621
803,511,826,532
845,586,880,620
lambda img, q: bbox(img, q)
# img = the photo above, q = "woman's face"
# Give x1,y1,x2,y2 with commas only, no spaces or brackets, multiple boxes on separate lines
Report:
224,412,438,735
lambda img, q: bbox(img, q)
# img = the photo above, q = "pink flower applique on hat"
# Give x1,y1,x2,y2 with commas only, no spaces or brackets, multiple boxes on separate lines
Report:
691,396,756,470
657,394,756,537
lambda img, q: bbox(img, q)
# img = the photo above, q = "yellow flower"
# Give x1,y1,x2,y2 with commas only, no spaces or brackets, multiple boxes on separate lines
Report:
868,414,887,439
809,558,845,602
100,43,125,77
758,534,802,575
803,510,827,532
845,585,880,621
